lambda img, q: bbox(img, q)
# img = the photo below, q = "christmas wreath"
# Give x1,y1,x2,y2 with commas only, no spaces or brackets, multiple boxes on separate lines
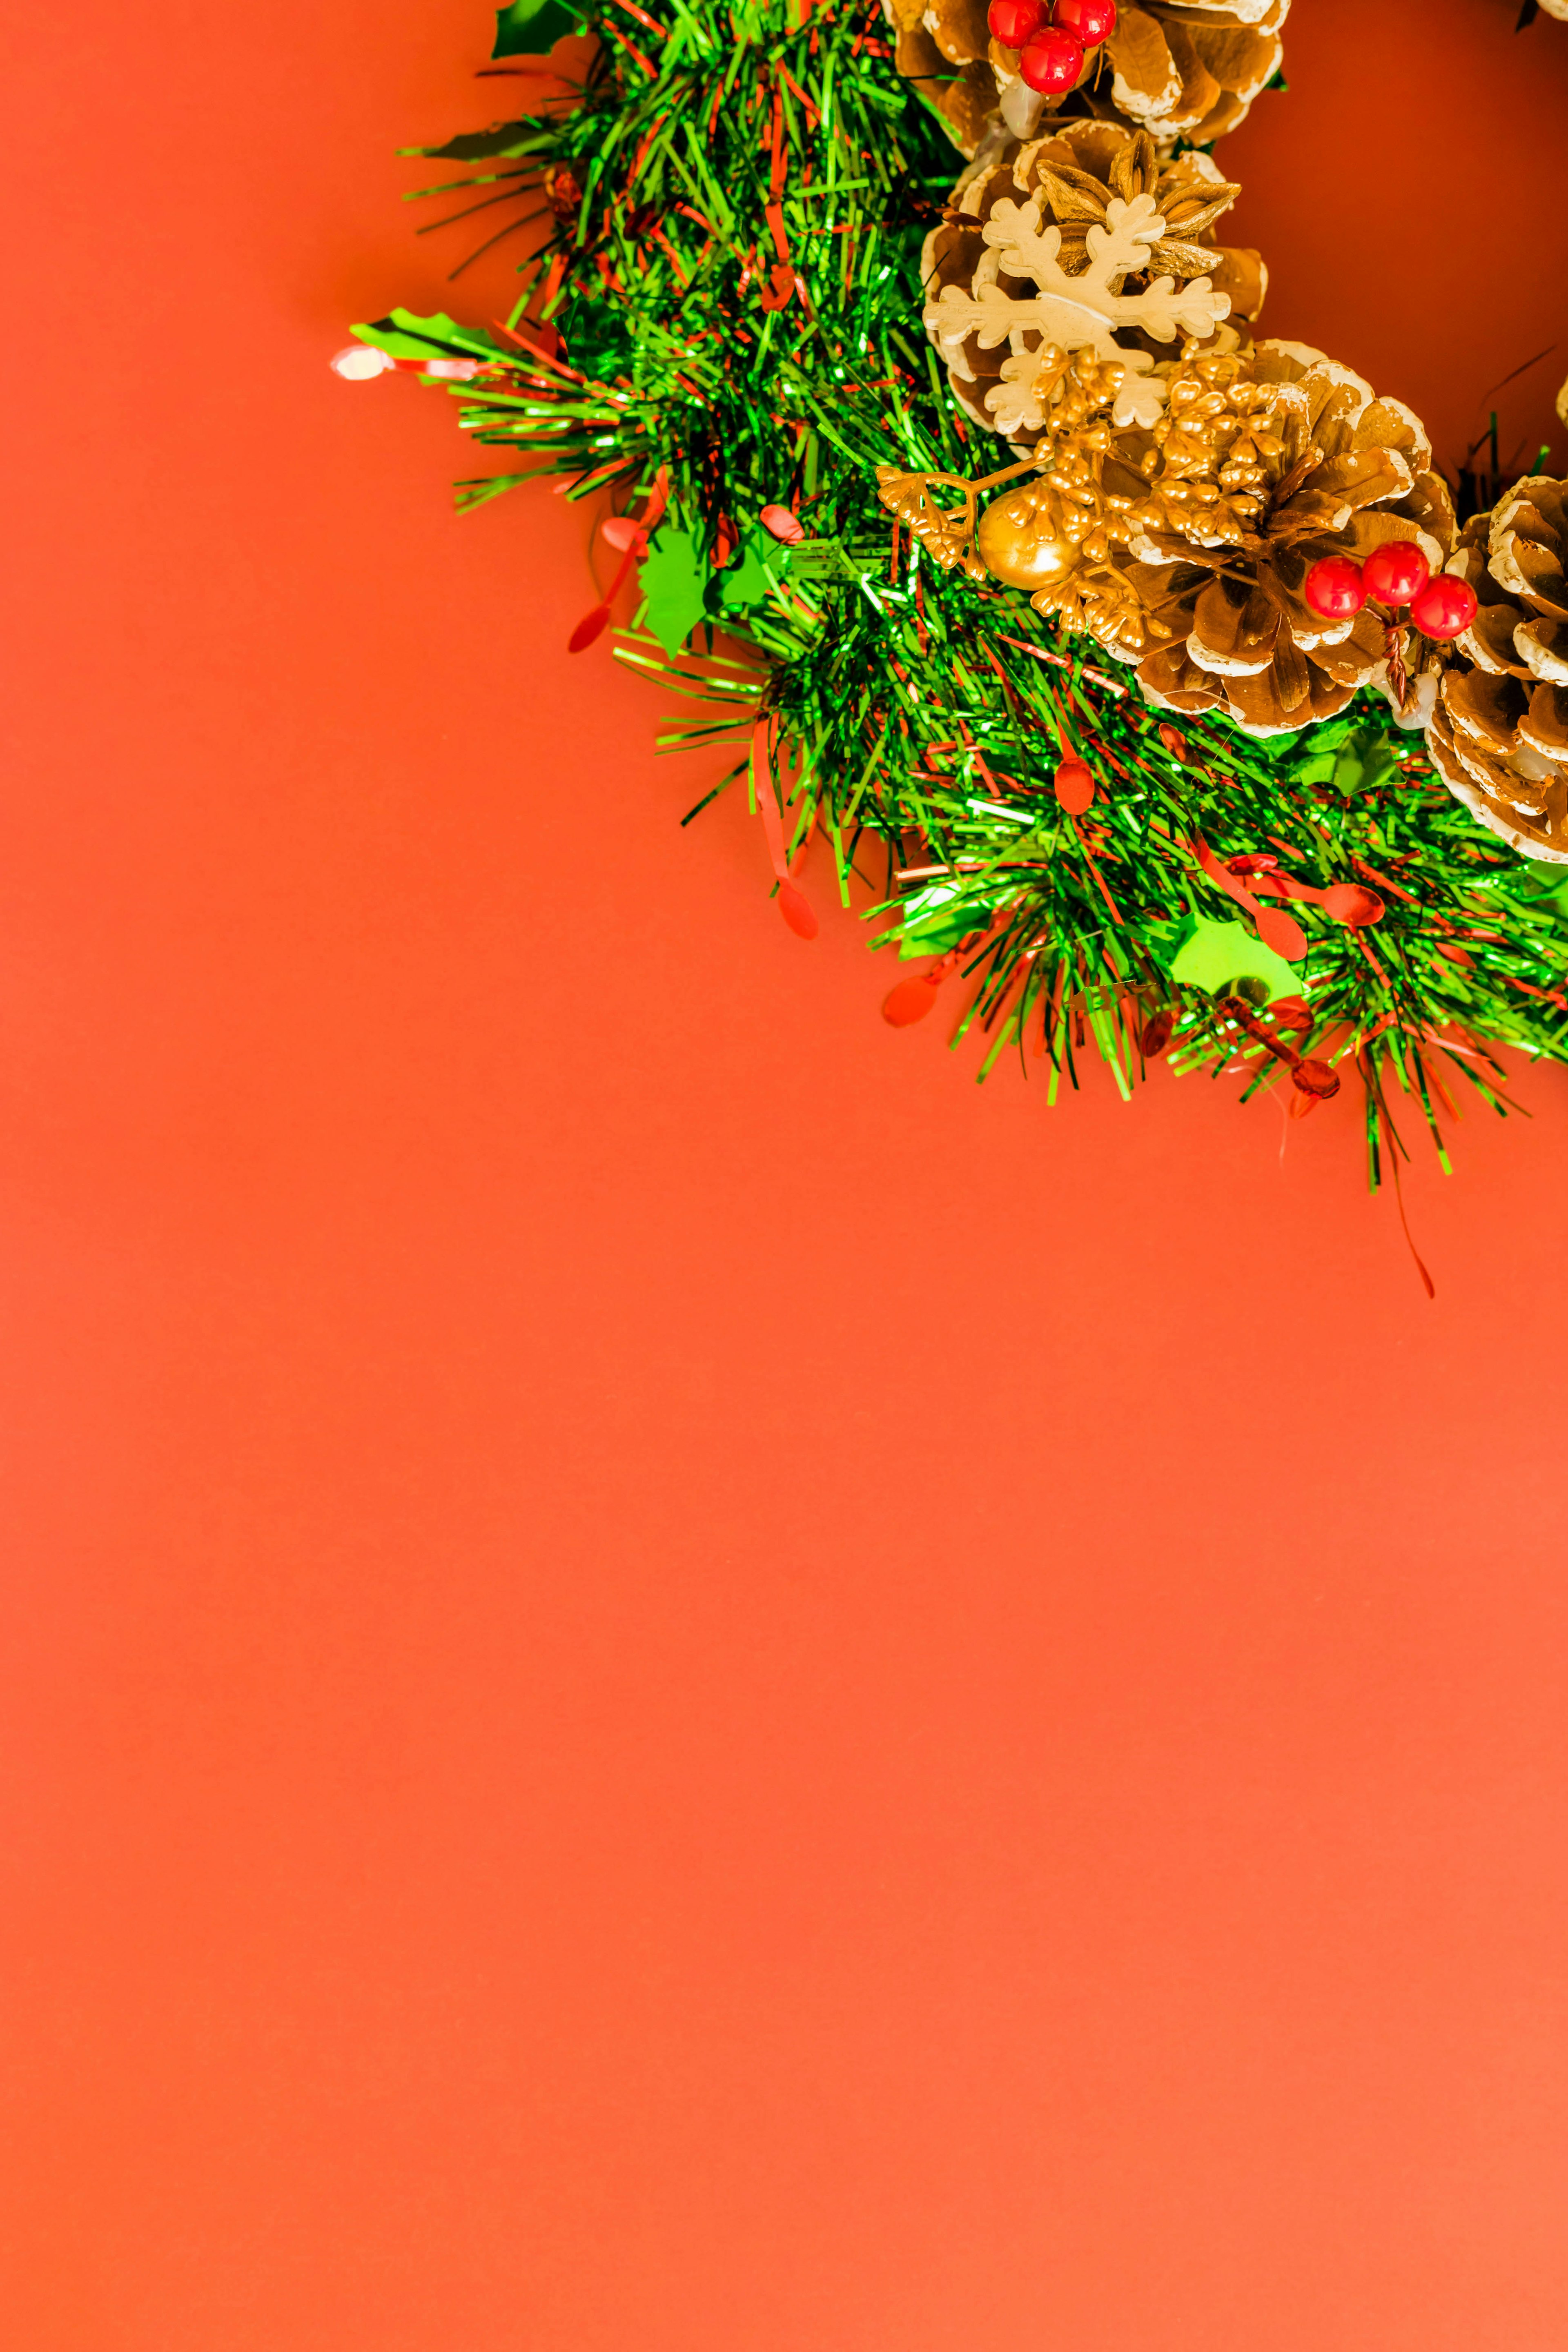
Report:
337,0,1568,1281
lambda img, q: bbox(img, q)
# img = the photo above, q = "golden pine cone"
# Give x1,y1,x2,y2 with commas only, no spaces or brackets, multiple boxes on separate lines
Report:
884,0,1001,154
977,341,1457,736
885,0,1289,155
1099,0,1289,147
1425,479,1568,862
922,120,1266,450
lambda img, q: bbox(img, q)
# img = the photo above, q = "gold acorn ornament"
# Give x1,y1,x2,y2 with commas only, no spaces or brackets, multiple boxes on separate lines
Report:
1423,475,1568,861
878,343,1153,648
970,345,1159,649
976,474,1080,595
876,351,1127,592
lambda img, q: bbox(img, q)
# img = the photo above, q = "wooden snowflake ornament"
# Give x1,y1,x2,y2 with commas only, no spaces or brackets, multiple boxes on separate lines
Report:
926,186,1234,433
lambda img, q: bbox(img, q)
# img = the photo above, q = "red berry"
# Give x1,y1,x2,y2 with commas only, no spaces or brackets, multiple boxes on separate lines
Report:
1054,757,1096,814
1409,573,1479,642
987,0,1045,45
759,503,805,544
1052,0,1117,45
1292,1058,1341,1102
882,971,942,1027
1303,555,1366,620
1360,539,1431,608
1318,883,1385,929
1019,26,1085,91
1140,1007,1174,1059
777,880,817,940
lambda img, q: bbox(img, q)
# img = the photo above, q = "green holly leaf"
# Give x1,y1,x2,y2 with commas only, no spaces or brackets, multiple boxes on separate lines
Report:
492,0,585,56
1291,744,1342,789
639,527,713,656
712,526,789,616
419,125,538,164
638,524,801,655
1169,916,1302,1002
1332,736,1400,797
352,309,501,362
1506,861,1568,920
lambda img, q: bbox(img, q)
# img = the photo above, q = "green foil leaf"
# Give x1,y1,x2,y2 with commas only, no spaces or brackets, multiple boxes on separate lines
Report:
639,528,713,656
492,0,585,58
1169,917,1303,1003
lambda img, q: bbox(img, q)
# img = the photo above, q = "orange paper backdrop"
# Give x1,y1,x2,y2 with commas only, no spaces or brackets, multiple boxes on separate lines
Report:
4,3,1568,2347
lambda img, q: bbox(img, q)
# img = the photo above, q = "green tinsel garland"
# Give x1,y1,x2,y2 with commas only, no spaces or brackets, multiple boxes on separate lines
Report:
347,0,1568,1194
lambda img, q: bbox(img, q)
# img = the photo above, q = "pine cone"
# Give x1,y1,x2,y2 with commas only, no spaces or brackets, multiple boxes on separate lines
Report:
1100,1,1289,147
977,341,1457,736
886,0,1289,155
884,0,1000,154
922,120,1266,448
1425,478,1568,862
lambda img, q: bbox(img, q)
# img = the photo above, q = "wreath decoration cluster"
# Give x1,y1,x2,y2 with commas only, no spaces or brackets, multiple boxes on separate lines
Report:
338,0,1568,1273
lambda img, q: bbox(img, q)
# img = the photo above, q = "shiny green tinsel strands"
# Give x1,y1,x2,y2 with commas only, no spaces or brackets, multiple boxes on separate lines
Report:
351,0,1568,1193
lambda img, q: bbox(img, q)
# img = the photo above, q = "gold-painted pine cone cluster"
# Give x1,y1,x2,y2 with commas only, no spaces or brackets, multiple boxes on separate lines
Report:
885,0,1289,155
976,341,1457,736
1425,478,1568,862
922,120,1265,450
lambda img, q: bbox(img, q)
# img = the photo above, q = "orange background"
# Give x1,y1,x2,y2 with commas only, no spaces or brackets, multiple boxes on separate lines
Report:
4,3,1568,2346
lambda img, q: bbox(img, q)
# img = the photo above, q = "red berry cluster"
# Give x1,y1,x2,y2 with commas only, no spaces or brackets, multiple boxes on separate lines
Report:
986,0,1117,97
1303,544,1478,642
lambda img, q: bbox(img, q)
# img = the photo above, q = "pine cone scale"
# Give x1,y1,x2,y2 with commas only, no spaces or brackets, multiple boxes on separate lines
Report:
1522,684,1568,761
1518,619,1568,684
1187,579,1280,675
